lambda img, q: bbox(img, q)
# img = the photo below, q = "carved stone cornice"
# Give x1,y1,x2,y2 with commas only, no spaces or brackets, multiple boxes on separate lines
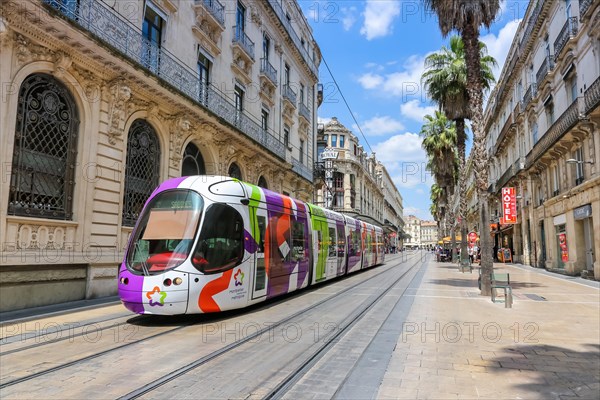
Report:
14,32,54,67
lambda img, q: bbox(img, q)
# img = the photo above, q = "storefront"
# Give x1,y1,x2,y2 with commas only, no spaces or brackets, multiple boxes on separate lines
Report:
554,213,567,270
574,204,595,273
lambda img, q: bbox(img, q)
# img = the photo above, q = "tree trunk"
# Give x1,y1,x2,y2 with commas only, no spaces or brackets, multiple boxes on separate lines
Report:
456,118,469,267
462,23,493,295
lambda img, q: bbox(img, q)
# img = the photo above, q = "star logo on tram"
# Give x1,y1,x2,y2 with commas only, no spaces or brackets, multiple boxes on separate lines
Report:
234,269,244,286
146,286,167,306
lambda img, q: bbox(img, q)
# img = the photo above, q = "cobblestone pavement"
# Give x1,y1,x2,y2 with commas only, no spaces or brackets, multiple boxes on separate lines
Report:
377,258,600,399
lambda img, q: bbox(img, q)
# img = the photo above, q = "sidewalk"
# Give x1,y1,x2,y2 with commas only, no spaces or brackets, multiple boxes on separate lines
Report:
378,258,600,399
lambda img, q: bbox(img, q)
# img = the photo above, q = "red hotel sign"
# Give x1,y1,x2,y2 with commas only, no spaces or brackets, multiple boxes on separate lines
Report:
502,187,517,224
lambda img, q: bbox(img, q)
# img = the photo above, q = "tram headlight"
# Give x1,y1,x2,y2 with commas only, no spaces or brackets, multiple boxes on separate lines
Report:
120,277,129,285
163,278,172,287
173,277,183,286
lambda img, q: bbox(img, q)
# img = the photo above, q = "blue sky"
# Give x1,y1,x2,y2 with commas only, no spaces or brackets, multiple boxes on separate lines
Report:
301,0,528,220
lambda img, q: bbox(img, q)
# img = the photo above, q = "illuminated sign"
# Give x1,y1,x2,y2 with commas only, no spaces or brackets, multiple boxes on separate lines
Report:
502,187,517,224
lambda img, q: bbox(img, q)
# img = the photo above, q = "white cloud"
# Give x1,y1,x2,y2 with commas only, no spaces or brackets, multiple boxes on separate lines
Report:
400,100,437,122
360,0,401,40
357,54,429,99
357,73,384,89
361,116,405,136
318,116,332,125
481,19,522,80
403,205,433,221
341,7,358,31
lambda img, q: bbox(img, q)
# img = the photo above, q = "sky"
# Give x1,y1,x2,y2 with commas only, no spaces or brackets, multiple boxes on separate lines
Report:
300,0,528,221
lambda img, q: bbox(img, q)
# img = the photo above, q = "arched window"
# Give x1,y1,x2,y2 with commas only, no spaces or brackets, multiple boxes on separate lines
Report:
257,176,268,189
8,73,79,220
181,142,205,176
228,162,242,180
122,119,161,227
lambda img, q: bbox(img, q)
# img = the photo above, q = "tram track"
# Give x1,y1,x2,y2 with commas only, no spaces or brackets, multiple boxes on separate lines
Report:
0,252,423,396
263,253,429,399
117,252,424,399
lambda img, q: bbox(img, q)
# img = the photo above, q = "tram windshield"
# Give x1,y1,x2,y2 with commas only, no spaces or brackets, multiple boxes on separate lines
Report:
126,190,203,275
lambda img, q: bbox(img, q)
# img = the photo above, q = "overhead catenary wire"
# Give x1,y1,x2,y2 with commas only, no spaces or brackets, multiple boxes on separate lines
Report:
320,54,373,154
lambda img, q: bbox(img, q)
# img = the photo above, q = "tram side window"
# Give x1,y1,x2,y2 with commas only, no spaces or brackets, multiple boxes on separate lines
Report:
192,203,244,273
337,227,345,257
352,231,361,255
328,227,337,257
292,221,307,262
257,215,266,253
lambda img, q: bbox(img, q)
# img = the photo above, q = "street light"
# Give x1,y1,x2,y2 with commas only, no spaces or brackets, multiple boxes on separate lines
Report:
566,158,594,165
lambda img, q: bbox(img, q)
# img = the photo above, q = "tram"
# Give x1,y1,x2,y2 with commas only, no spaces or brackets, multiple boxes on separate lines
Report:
118,176,385,315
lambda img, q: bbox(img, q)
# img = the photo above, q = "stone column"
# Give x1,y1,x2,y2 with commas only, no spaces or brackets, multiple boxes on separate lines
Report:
593,200,600,280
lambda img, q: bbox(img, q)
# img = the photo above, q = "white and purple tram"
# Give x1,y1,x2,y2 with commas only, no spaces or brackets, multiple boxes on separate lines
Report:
118,176,385,315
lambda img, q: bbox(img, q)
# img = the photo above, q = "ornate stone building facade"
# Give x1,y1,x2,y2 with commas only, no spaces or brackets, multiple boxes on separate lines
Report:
0,0,321,311
484,0,599,278
314,118,405,248
404,215,422,249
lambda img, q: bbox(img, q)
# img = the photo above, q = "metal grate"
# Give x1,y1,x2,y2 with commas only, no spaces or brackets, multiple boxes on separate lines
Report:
8,74,79,220
122,120,161,226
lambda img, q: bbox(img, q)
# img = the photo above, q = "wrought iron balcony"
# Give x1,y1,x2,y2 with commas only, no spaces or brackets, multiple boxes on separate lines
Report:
194,0,225,26
283,85,297,107
233,26,255,60
292,158,313,182
554,17,578,63
526,99,580,168
580,0,593,18
43,0,285,160
260,58,277,86
266,0,318,76
535,55,554,88
299,102,310,122
522,84,534,109
492,111,514,155
584,76,600,114
519,0,543,53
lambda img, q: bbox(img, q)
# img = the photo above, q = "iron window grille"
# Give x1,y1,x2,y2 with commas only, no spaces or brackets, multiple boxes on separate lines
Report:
8,73,79,220
122,119,161,227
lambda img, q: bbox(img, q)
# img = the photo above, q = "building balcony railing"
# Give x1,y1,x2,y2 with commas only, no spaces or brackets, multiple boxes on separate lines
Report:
266,0,318,76
584,76,600,114
291,158,313,182
536,55,554,88
554,17,578,63
519,0,543,53
283,85,297,107
526,98,581,168
299,102,310,122
492,111,514,155
580,0,593,18
194,0,225,26
522,84,535,109
43,0,285,160
260,58,278,86
233,26,255,60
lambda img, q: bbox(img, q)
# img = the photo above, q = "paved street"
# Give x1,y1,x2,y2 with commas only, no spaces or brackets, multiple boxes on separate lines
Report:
377,256,600,399
1,253,598,399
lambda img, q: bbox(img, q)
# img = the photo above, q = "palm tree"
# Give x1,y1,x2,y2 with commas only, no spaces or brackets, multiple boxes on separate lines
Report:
420,111,458,256
424,0,501,295
422,35,496,268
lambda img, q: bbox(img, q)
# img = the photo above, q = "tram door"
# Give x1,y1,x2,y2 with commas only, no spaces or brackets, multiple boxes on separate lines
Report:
313,220,328,282
252,212,267,299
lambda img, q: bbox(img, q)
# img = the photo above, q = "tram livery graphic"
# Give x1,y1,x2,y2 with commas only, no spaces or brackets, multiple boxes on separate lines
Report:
118,176,385,315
